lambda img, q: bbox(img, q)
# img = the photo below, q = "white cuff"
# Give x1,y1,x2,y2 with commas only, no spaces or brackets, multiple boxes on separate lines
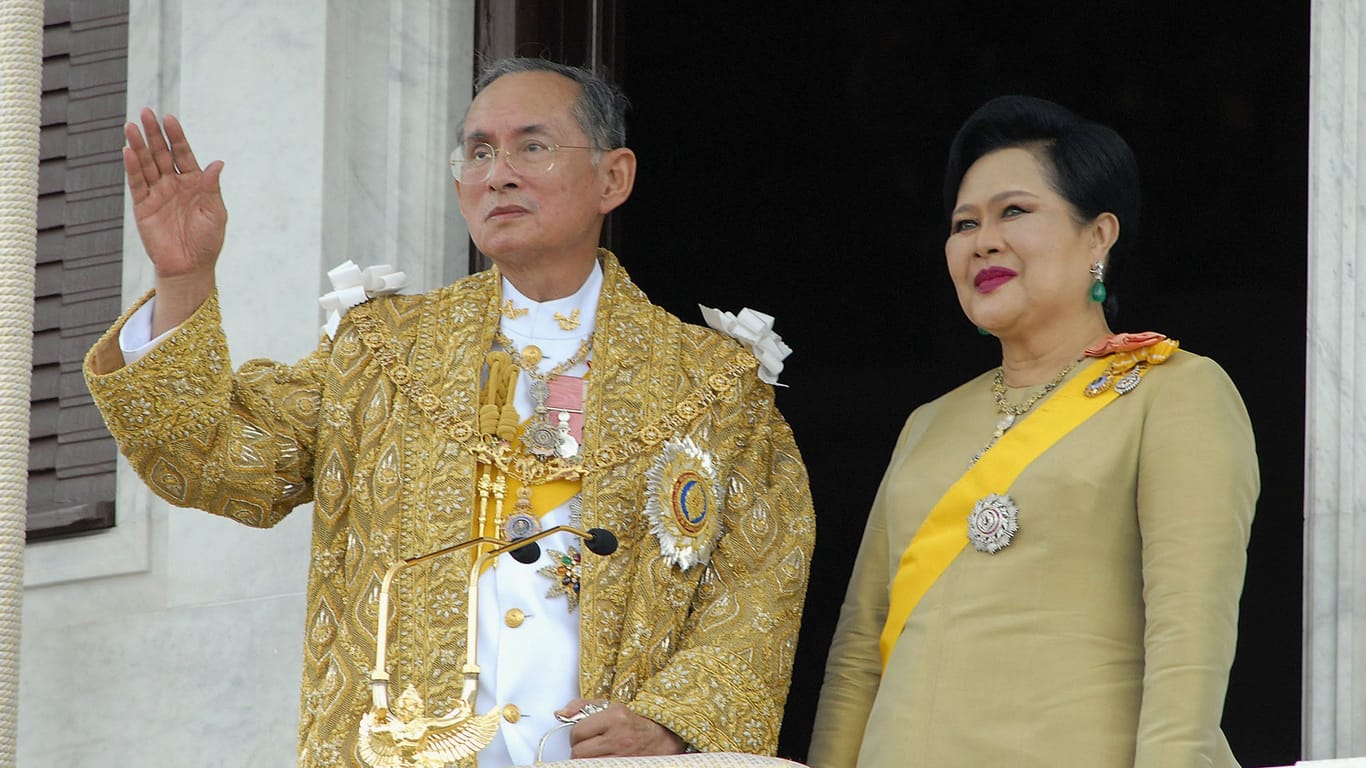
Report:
118,297,180,365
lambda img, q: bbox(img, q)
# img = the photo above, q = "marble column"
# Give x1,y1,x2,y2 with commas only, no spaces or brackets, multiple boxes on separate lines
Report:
1305,0,1366,758
18,2,473,765
320,0,474,293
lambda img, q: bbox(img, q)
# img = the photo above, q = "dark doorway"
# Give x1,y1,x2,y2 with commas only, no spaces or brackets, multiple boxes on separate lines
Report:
609,2,1307,765
473,2,1309,764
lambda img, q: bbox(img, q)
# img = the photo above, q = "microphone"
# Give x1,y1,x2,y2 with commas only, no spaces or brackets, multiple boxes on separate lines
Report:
584,528,618,556
361,521,619,767
507,526,617,563
508,540,540,563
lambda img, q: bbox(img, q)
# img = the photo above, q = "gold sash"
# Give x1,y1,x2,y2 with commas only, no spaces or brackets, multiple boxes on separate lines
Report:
878,357,1123,668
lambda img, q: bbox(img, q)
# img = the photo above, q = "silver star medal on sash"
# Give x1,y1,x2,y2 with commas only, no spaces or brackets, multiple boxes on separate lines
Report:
967,493,1020,554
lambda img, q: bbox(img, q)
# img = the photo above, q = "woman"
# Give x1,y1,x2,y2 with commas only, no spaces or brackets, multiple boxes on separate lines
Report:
808,95,1258,768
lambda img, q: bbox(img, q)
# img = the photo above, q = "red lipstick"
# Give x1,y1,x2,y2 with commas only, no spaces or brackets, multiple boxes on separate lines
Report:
973,266,1017,293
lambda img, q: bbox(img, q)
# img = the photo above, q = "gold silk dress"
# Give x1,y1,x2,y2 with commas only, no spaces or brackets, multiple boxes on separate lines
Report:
809,351,1257,768
85,253,815,767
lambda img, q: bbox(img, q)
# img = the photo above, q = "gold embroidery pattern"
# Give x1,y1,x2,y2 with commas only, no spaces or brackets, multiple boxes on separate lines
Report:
83,252,815,763
349,304,756,486
500,299,527,319
554,308,581,331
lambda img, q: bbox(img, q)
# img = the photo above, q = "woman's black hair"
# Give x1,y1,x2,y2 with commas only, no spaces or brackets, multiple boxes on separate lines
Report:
942,95,1141,264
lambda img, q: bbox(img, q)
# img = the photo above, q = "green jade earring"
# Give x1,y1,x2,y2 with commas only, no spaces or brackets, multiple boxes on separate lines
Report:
1089,261,1108,303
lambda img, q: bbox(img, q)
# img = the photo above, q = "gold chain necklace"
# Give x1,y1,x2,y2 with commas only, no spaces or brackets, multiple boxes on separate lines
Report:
970,358,1081,466
494,329,594,458
493,329,593,384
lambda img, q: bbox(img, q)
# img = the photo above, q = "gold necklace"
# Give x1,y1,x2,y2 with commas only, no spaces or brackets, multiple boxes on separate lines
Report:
494,329,594,458
970,358,1080,466
494,330,593,384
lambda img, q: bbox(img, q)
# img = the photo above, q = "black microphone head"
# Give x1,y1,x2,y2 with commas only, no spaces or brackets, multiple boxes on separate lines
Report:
585,528,618,556
508,540,541,564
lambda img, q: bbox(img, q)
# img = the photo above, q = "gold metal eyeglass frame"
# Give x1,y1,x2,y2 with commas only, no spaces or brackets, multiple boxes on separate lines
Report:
449,143,598,183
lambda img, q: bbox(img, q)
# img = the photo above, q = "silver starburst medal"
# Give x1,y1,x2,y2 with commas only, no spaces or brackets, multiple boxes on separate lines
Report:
967,493,1020,554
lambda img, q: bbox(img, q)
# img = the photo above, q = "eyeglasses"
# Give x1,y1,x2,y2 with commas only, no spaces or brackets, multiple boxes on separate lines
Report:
449,140,599,183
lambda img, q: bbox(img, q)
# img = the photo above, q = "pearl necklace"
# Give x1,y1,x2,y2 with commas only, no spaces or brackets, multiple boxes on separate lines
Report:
970,358,1081,466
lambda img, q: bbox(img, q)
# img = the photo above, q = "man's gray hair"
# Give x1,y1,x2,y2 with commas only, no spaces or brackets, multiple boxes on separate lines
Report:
459,58,629,150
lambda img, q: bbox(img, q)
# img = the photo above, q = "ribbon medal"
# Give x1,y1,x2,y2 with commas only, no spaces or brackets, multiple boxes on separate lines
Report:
644,437,725,570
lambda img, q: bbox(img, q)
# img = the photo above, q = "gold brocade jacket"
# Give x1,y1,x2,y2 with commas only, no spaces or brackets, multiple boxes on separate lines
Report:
84,253,815,767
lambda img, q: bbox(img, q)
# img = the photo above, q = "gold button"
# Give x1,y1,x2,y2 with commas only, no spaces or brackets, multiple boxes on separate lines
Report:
503,704,521,723
522,345,543,366
504,608,525,628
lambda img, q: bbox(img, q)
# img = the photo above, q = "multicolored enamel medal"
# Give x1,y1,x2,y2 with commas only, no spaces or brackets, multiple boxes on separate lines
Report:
538,546,582,612
644,437,725,570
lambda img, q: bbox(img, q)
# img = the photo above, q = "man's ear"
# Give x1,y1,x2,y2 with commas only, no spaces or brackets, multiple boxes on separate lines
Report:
599,148,637,215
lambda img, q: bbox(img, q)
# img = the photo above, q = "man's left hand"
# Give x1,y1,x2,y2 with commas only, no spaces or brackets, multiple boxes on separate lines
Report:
556,699,686,758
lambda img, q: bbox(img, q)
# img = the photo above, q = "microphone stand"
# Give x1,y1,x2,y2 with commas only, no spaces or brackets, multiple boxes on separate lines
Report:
358,525,616,767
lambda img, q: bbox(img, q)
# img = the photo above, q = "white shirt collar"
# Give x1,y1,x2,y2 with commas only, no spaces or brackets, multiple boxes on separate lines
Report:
499,261,602,341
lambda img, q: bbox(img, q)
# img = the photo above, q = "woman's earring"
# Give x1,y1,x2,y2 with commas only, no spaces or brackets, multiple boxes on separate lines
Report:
1088,262,1107,303
977,326,992,336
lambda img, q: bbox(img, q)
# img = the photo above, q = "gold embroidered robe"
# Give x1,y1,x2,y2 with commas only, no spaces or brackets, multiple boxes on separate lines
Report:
84,253,815,766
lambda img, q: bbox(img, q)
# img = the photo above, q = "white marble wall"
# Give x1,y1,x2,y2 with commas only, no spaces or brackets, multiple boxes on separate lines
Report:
18,1,472,765
321,0,473,293
1304,0,1366,759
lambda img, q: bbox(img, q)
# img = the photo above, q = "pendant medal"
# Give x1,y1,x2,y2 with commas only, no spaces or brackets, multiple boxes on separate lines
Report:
993,413,1015,438
504,511,540,540
523,413,559,458
503,487,540,539
1114,363,1145,395
522,380,559,457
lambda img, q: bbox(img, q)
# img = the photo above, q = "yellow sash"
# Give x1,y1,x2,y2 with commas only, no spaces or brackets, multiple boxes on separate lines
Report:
878,357,1122,668
474,421,583,576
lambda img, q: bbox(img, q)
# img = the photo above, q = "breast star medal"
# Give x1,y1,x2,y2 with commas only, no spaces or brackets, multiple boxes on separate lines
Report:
538,545,582,612
967,493,1020,554
644,437,725,570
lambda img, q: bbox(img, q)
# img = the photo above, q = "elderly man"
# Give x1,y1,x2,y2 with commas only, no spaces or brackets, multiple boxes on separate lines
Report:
84,58,814,767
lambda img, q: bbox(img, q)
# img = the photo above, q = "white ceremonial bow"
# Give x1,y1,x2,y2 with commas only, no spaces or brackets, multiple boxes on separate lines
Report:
319,261,408,339
698,305,793,387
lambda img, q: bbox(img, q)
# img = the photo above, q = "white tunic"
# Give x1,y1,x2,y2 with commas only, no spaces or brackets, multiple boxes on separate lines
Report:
475,263,601,766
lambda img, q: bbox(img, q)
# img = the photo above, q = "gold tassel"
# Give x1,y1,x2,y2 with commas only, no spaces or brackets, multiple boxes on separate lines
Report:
497,368,520,441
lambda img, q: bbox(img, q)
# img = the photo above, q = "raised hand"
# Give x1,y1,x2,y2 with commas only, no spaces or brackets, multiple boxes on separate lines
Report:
123,108,226,334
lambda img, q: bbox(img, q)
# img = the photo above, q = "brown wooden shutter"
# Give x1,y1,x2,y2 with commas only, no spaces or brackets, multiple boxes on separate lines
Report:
29,0,129,541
